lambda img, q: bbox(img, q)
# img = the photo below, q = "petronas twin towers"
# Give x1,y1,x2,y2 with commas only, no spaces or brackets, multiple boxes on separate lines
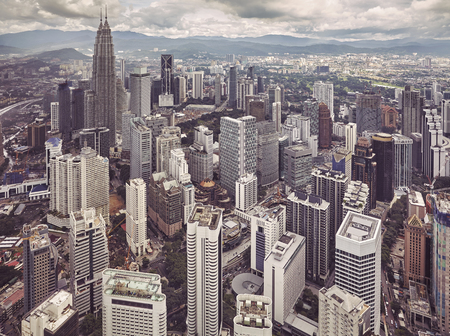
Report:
87,8,117,144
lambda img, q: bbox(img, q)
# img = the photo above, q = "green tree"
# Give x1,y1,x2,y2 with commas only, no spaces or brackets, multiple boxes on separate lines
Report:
119,164,130,184
390,300,401,317
0,266,22,287
142,257,149,269
79,313,96,335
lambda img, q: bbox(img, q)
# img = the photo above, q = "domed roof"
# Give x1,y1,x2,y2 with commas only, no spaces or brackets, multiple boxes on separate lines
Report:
200,178,216,188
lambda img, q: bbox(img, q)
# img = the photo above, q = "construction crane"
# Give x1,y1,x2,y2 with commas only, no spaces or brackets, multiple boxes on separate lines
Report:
107,216,126,239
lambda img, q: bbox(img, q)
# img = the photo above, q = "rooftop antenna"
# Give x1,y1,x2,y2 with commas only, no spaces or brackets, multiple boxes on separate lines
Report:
105,4,107,20
100,7,102,22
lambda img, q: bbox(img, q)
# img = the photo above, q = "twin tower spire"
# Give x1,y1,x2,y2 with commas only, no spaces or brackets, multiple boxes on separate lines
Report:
99,5,108,23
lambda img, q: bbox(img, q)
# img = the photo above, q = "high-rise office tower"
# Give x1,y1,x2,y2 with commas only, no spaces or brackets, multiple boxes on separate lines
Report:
303,98,319,135
116,78,128,131
248,100,265,122
318,103,332,149
119,59,126,85
332,148,352,178
69,208,109,317
151,79,162,109
442,99,450,136
161,54,173,95
50,102,59,131
335,211,381,334
58,82,71,140
233,294,272,335
228,66,237,108
264,232,306,328
192,71,204,100
126,178,150,257
121,112,136,155
345,122,357,154
130,67,151,117
372,133,394,202
22,290,79,336
247,66,254,79
278,135,289,179
272,102,282,133
79,127,110,158
352,137,377,209
235,173,258,212
45,137,62,185
130,117,152,184
156,126,181,174
284,143,313,193
313,81,334,120
215,74,221,106
286,191,330,284
257,76,264,94
148,171,182,237
186,204,223,336
27,119,48,148
237,79,254,110
410,132,422,173
256,121,279,187
392,134,413,191
422,108,446,179
402,86,423,138
318,285,371,336
226,54,235,63
430,192,450,334
169,148,195,224
282,115,310,145
355,91,382,133
249,204,286,276
91,12,116,145
189,126,213,183
268,86,281,115
174,76,186,105
145,114,169,173
312,168,349,236
23,224,58,313
342,180,370,218
102,269,167,336
72,88,85,131
220,116,257,196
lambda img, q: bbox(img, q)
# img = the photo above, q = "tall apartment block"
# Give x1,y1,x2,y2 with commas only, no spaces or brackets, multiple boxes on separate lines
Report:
145,114,169,173
192,71,204,100
237,78,254,110
228,66,237,108
286,192,330,284
126,178,150,257
264,232,306,328
284,143,313,193
23,224,58,313
392,134,413,191
313,81,334,120
79,127,109,158
234,294,272,336
247,204,286,276
148,171,182,237
422,108,446,179
102,269,167,336
130,67,151,117
303,98,319,135
45,137,62,185
169,148,195,224
130,117,152,184
268,86,281,116
352,137,377,209
50,102,59,131
235,173,258,212
69,208,109,317
22,290,79,336
311,168,349,235
116,78,127,133
430,192,450,334
256,121,279,187
335,211,381,334
282,115,310,145
156,126,181,174
442,99,450,136
272,102,282,133
318,103,332,149
404,214,431,288
318,285,371,336
372,133,394,202
345,122,357,154
355,91,382,133
186,204,223,336
215,74,221,106
402,86,423,138
220,116,257,196
342,180,370,217
121,112,136,156
189,126,213,183
411,132,422,173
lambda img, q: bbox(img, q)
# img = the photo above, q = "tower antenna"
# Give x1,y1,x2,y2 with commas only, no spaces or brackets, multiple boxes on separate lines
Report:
105,4,107,20
100,7,102,22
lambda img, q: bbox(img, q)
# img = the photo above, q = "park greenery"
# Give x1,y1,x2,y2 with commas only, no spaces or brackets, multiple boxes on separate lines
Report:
0,265,22,288
79,313,102,336
0,216,17,236
295,288,319,322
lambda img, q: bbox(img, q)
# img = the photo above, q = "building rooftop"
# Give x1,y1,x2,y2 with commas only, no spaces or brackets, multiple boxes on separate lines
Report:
266,232,305,268
247,204,285,222
23,224,51,251
338,212,380,242
409,191,425,207
231,273,264,295
320,285,370,317
312,168,348,181
235,296,271,329
188,204,222,230
285,143,312,156
409,281,431,317
70,208,105,233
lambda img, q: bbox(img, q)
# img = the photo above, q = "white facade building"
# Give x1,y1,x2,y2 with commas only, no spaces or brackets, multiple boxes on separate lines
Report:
234,294,272,336
318,285,371,336
69,208,109,317
50,102,59,131
187,204,223,336
192,71,204,99
130,117,152,184
121,111,136,152
235,173,258,212
345,122,357,154
342,180,370,217
126,178,150,257
264,232,306,326
272,102,282,133
313,81,334,120
335,211,382,335
102,269,167,336
393,134,413,191
189,126,214,183
130,67,151,117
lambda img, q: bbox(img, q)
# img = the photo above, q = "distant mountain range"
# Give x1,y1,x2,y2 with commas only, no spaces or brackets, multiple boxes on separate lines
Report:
0,30,449,58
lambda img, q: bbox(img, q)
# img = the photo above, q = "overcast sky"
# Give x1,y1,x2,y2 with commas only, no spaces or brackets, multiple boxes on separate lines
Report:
1,0,450,40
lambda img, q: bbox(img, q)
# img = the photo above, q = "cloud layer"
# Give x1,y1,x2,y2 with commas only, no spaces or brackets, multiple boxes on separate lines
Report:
1,0,450,40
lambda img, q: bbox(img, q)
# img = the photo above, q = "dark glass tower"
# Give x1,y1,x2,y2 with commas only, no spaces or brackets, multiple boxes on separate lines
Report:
58,82,71,140
72,88,85,130
352,137,377,209
372,133,394,202
161,54,174,95
228,66,237,108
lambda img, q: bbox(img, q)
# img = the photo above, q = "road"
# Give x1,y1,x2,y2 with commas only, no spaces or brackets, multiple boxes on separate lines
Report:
381,268,396,335
223,237,250,265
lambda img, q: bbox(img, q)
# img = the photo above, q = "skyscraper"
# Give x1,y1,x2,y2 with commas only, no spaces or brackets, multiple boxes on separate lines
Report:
442,99,450,136
372,133,394,202
392,134,413,191
402,86,423,138
318,102,332,149
233,295,272,335
352,137,377,209
57,82,71,140
192,71,204,100
303,98,319,135
72,88,85,131
91,11,116,144
268,86,281,115
102,269,167,336
342,180,370,218
345,122,357,154
189,126,213,183
187,204,223,336
422,108,446,179
284,143,313,193
220,116,257,196
256,121,279,187
79,127,110,158
335,211,381,334
69,208,109,317
156,127,181,174
50,102,59,131
130,117,152,184
272,102,282,133
119,59,126,85
161,54,173,95
355,91,382,133
126,178,150,257
257,76,264,94
145,114,169,173
23,224,58,313
228,66,237,108
215,74,221,106
313,81,334,120
235,173,257,212
130,67,151,117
